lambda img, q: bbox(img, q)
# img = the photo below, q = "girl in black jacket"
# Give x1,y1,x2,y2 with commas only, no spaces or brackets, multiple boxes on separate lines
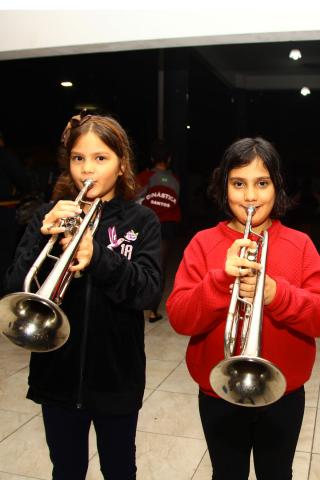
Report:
4,112,162,480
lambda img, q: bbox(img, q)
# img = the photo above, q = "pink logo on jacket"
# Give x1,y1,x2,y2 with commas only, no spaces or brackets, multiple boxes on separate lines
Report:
107,226,138,260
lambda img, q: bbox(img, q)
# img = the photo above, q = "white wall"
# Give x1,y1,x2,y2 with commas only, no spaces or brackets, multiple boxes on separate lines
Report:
1,1,320,60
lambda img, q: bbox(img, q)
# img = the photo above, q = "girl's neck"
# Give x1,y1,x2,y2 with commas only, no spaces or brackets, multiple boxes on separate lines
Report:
227,217,272,234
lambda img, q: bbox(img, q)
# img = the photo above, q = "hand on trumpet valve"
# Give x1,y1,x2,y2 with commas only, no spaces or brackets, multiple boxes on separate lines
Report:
263,274,277,305
41,200,82,236
60,229,94,272
238,275,257,301
225,238,261,278
238,274,277,305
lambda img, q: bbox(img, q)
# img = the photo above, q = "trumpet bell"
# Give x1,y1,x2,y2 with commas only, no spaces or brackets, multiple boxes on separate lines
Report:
0,292,70,352
209,355,286,407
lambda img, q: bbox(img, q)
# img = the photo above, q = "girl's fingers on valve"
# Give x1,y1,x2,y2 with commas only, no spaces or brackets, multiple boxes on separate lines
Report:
227,238,255,257
241,258,261,271
69,262,83,272
240,276,256,292
56,200,80,209
54,207,82,219
247,240,257,250
59,237,72,249
240,291,254,300
41,222,66,235
237,266,252,277
69,256,89,272
231,256,261,272
239,281,256,294
53,201,82,218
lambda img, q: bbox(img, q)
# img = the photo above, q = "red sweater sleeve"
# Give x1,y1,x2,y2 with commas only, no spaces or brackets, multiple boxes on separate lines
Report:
265,237,320,337
166,233,233,336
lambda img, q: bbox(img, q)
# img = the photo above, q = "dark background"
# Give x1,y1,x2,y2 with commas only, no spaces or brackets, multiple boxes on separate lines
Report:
1,43,319,246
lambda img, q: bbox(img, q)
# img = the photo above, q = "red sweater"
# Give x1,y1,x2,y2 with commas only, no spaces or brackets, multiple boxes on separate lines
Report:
166,220,320,396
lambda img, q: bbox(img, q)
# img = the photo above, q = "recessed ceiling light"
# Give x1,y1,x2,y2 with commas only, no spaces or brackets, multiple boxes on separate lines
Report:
75,104,98,111
61,81,73,87
300,86,311,96
289,49,302,61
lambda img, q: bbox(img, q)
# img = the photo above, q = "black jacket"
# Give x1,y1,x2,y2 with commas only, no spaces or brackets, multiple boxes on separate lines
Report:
5,196,162,414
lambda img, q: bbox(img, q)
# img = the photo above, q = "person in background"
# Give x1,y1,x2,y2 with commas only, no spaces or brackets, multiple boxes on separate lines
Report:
137,139,181,322
166,137,320,480
4,112,162,480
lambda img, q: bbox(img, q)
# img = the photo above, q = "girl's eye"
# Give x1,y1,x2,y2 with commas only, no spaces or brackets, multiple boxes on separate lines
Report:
233,181,244,188
70,155,83,162
258,180,269,188
96,155,107,162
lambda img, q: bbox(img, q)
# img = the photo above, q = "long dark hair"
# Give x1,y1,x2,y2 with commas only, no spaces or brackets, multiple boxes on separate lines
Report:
52,113,137,201
208,137,291,218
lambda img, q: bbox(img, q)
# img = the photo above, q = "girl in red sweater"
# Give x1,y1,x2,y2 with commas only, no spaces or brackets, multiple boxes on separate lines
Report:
166,137,320,480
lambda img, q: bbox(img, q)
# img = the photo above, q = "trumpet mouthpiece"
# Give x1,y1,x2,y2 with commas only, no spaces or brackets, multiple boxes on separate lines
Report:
247,205,256,215
83,179,94,188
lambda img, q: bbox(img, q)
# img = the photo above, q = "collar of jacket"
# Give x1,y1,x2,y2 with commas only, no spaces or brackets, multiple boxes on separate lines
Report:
100,196,132,221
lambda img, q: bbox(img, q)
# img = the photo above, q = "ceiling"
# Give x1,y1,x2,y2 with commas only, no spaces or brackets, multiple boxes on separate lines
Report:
195,39,320,91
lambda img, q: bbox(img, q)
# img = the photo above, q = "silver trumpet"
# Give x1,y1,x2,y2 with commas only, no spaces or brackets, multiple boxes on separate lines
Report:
209,206,286,407
0,179,102,353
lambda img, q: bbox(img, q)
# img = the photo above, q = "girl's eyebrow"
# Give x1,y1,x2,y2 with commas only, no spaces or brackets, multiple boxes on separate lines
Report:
229,175,271,180
70,150,109,155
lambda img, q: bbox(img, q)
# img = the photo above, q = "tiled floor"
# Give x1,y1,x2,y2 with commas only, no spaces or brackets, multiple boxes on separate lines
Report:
0,238,320,479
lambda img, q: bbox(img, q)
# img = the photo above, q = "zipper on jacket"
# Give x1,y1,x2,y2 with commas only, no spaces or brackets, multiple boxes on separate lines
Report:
76,275,92,409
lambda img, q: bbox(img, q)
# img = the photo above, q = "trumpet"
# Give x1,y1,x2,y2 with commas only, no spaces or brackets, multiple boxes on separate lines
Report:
0,179,102,353
209,206,286,407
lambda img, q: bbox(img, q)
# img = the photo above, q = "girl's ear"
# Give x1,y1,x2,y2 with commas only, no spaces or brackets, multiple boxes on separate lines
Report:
118,161,125,176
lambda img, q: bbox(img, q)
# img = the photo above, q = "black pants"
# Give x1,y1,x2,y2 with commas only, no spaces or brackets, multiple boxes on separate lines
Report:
199,387,305,480
42,405,138,480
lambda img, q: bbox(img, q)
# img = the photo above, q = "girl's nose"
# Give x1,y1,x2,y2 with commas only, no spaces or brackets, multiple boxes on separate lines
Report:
82,160,95,174
244,186,257,202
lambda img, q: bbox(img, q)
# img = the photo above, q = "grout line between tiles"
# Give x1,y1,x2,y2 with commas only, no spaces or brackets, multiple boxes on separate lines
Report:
135,428,205,442
307,367,320,479
0,413,39,445
0,471,46,480
146,360,183,391
190,448,208,479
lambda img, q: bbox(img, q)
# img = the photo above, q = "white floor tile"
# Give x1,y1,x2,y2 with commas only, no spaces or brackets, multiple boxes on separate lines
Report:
145,323,189,362
312,408,320,453
310,453,320,480
0,368,40,414
0,473,40,480
136,431,206,480
146,358,180,389
138,390,203,439
0,410,36,443
192,451,211,480
298,407,317,453
159,360,199,394
0,415,52,479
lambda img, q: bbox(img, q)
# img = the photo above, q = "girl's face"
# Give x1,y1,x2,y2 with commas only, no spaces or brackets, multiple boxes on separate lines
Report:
227,156,276,232
70,131,124,202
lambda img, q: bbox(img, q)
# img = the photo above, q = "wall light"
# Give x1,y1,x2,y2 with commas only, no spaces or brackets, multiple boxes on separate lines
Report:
289,49,302,61
61,81,73,87
300,86,311,96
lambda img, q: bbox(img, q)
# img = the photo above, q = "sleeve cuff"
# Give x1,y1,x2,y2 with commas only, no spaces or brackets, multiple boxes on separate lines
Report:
265,277,290,315
211,269,234,293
